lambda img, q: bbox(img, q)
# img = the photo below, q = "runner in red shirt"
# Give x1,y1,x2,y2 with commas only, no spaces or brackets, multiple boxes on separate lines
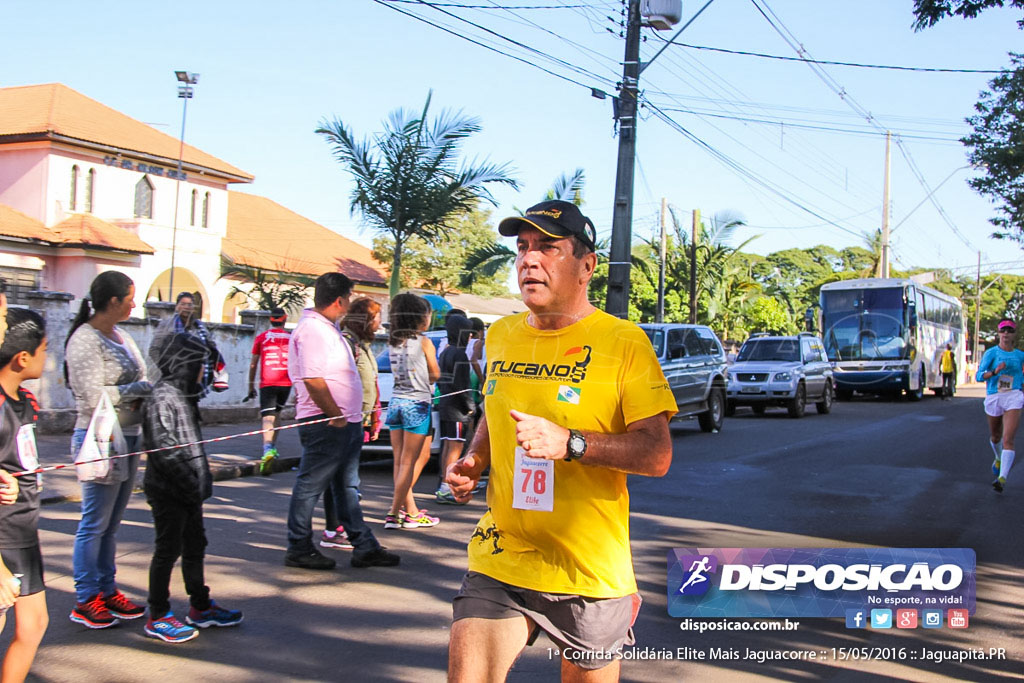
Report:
247,309,292,475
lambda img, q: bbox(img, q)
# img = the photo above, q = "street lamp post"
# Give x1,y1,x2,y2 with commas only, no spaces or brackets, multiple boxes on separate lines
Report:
168,70,199,301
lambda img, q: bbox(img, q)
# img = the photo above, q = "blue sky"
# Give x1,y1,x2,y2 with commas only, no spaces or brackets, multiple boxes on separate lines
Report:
5,0,1022,280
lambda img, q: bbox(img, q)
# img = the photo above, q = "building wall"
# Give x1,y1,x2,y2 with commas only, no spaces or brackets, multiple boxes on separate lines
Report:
26,291,274,432
0,145,49,221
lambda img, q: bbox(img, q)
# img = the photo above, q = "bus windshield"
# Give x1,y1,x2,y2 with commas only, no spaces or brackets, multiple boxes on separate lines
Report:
821,287,908,361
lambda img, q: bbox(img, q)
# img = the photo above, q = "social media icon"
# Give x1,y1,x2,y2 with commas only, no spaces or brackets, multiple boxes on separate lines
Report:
896,609,917,629
845,609,866,629
948,609,969,629
922,610,943,628
870,609,892,629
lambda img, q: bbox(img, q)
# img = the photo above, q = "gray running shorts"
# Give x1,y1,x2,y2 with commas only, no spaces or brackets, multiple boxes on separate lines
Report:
452,571,641,671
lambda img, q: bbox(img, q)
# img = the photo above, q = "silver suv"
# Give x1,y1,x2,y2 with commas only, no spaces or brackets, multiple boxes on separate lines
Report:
640,323,728,432
726,333,834,418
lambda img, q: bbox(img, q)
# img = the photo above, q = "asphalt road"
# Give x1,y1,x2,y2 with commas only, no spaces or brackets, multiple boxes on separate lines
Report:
6,384,1022,682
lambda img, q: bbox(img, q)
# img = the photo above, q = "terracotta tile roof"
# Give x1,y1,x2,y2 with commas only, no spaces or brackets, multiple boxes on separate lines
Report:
0,83,253,182
51,213,155,254
224,192,386,286
0,204,59,242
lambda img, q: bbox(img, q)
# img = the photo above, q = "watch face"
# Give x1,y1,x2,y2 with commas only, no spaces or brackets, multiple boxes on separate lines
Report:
570,435,585,453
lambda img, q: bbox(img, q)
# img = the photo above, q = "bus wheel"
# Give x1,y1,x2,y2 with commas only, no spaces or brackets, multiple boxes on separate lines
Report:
906,366,924,402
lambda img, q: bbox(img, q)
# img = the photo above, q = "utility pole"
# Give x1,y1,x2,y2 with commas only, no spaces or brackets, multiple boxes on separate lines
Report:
974,250,982,370
880,130,892,278
605,0,642,319
689,209,700,324
657,198,668,322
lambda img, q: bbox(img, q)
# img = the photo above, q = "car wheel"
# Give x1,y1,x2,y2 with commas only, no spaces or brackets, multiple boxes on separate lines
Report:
836,388,853,401
816,381,833,414
725,399,736,417
906,365,924,402
751,403,766,416
698,388,725,433
787,383,806,418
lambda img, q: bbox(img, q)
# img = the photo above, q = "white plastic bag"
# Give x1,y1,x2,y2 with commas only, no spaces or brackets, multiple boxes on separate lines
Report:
74,393,128,483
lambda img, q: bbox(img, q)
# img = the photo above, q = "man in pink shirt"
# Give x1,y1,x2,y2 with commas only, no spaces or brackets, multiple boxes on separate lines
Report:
284,273,399,571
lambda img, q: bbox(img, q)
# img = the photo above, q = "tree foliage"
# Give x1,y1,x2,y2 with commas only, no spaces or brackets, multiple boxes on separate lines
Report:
316,92,518,296
912,0,1024,30
962,53,1024,240
373,205,511,296
219,259,315,313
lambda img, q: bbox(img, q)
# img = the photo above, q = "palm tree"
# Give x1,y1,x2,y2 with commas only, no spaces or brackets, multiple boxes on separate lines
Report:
316,92,518,296
219,258,316,312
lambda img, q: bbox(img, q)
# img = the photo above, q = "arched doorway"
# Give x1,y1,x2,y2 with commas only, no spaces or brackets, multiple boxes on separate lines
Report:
145,268,210,319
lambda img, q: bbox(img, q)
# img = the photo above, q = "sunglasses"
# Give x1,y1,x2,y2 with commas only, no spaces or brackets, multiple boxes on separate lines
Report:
999,328,1016,333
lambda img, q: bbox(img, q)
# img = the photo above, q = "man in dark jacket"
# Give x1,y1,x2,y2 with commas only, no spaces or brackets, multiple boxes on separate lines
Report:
435,315,476,504
142,333,242,643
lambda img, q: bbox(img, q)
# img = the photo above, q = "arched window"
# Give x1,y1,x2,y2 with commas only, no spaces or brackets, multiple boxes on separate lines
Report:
70,165,79,211
202,192,210,228
190,189,198,226
85,169,95,213
134,176,154,219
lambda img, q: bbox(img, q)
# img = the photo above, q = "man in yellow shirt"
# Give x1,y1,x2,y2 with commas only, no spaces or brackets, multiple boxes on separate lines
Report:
940,343,957,400
445,200,677,682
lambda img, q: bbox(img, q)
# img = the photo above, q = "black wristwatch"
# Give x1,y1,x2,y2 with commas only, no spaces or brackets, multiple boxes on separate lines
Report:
565,429,587,462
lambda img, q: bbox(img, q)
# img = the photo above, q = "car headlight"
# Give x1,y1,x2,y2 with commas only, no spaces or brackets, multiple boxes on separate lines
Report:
774,372,792,382
882,364,902,371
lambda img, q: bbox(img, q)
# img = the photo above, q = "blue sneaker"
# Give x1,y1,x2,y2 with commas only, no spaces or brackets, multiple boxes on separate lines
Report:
144,613,198,643
993,459,1001,477
185,601,243,628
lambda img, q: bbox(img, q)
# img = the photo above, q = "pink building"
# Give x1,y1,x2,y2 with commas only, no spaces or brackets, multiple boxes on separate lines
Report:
0,83,388,319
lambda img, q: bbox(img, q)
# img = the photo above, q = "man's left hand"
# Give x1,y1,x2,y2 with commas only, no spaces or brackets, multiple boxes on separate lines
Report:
510,409,570,460
0,470,19,505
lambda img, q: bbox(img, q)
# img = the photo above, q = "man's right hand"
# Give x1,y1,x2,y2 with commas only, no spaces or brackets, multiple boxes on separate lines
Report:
446,455,484,502
0,563,17,610
329,416,348,429
244,389,257,402
995,362,1007,374
0,470,19,505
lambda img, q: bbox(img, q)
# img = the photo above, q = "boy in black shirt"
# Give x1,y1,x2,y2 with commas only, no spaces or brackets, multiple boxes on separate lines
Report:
143,332,242,643
0,307,49,681
435,315,476,505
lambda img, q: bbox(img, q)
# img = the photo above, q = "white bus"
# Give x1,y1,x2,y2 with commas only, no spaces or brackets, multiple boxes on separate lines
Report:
819,278,965,400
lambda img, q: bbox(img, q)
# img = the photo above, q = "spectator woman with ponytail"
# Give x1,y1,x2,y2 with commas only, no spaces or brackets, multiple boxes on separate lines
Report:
65,272,151,629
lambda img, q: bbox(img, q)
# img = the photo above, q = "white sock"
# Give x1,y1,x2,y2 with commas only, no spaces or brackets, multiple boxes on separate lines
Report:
991,440,1003,459
1000,450,1015,480
324,529,337,538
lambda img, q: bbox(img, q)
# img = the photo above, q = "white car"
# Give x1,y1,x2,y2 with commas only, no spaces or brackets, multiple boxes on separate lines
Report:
361,331,445,456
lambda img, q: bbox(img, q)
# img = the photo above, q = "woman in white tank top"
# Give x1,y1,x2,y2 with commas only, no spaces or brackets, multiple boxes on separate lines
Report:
384,294,441,529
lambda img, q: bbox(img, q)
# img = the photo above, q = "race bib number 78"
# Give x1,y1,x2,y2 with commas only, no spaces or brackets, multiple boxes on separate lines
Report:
513,446,554,512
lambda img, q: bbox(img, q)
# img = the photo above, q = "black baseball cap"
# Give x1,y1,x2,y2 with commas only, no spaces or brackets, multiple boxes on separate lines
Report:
498,200,597,252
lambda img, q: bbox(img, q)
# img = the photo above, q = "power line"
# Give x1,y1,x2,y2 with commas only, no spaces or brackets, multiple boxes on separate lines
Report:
381,0,591,8
650,38,1003,74
371,0,609,91
650,106,961,143
645,101,865,240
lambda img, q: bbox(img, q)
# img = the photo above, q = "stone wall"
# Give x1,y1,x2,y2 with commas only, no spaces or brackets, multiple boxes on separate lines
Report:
24,291,282,433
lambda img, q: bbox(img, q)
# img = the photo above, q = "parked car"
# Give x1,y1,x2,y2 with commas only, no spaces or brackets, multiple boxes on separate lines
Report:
726,332,834,418
639,323,728,432
361,330,447,456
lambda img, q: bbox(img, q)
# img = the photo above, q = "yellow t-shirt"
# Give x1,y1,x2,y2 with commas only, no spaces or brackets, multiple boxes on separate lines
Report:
941,350,955,374
468,310,677,598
